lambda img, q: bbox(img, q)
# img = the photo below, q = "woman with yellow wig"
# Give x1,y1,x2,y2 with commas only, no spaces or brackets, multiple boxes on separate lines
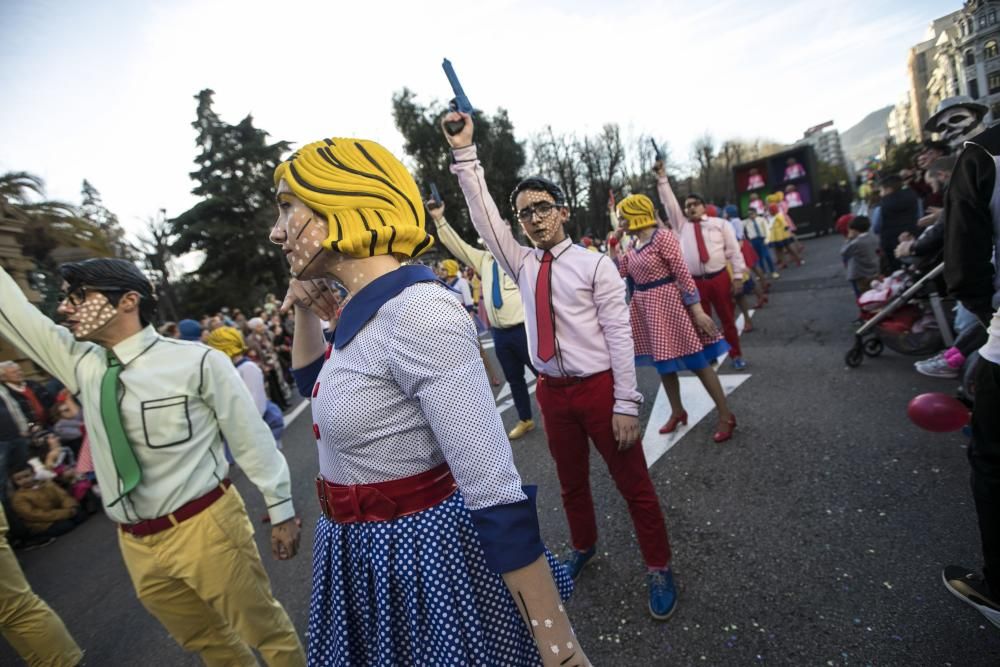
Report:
609,189,737,443
270,137,584,666
203,326,285,450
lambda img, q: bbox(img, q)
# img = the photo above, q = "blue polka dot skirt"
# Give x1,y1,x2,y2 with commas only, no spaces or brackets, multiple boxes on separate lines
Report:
307,490,574,666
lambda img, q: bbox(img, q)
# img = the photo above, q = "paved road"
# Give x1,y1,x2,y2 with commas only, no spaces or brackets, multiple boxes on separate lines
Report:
3,234,997,666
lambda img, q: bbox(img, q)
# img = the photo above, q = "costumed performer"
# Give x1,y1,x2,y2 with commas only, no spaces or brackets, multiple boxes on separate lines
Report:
610,194,738,443
654,160,749,375
0,259,305,666
273,137,584,666
444,111,678,621
427,199,538,441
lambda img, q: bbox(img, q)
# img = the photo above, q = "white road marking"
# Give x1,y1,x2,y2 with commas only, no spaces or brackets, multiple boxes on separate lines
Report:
286,399,312,424
641,310,755,468
642,373,751,467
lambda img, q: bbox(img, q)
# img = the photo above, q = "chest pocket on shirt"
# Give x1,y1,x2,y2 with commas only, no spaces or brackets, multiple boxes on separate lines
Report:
141,396,192,448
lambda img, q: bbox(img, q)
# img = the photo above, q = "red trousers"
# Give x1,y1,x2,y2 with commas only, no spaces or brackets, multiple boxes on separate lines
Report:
535,370,671,568
694,270,742,358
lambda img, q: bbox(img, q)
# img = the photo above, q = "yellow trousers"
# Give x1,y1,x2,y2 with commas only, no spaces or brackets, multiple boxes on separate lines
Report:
0,507,83,667
118,485,305,667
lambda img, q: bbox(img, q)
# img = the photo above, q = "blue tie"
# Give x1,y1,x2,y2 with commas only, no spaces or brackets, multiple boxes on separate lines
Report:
491,260,504,309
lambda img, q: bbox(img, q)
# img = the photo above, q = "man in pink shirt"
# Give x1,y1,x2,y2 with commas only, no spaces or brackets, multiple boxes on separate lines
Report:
443,111,677,621
654,161,748,370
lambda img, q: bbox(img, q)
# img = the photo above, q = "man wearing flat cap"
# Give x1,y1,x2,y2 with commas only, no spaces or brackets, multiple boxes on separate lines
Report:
0,258,305,666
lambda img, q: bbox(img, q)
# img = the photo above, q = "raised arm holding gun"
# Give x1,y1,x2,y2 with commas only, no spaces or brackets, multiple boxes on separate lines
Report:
443,108,679,622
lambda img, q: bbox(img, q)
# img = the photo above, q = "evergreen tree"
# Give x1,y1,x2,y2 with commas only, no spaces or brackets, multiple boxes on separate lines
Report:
79,179,132,258
391,88,526,246
169,89,290,313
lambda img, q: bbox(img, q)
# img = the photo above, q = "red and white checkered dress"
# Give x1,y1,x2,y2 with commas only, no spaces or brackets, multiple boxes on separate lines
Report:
617,228,724,362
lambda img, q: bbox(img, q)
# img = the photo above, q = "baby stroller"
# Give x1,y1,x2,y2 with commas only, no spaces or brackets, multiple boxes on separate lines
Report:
845,263,955,367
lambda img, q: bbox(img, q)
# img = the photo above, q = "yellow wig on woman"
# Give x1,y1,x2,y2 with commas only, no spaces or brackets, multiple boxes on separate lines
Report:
440,259,460,278
616,194,657,231
274,138,434,259
204,326,246,360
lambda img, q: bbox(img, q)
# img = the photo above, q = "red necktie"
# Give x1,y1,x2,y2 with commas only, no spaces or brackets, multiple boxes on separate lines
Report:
535,251,555,362
693,220,710,263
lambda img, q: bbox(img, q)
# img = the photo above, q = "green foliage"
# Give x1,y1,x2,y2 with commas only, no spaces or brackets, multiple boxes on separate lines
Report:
816,160,849,188
882,140,922,177
0,171,115,314
169,89,291,313
391,88,526,248
79,179,133,259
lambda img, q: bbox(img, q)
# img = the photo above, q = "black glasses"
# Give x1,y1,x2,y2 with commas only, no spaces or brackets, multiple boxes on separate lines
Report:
683,202,703,210
58,286,124,306
516,201,560,222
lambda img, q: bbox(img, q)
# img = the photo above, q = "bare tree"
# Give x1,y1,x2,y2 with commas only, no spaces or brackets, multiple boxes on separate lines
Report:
133,209,180,322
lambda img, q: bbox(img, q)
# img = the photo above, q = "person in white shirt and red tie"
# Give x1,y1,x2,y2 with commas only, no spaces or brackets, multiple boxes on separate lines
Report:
443,110,678,621
654,160,749,372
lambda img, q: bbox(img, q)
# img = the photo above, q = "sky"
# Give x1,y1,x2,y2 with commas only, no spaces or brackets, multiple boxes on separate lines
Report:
0,0,949,238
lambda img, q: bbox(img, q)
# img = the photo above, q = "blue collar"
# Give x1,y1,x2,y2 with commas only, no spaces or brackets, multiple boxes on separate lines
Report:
334,264,438,349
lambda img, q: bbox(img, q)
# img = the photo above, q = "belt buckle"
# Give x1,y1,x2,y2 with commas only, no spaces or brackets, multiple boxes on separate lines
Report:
315,476,333,520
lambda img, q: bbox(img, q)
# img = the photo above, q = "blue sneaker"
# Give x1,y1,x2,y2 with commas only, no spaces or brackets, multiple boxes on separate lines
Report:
562,547,596,580
731,357,748,370
647,568,678,620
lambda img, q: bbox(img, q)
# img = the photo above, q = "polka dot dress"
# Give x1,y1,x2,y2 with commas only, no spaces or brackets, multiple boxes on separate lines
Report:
308,492,573,666
306,281,572,665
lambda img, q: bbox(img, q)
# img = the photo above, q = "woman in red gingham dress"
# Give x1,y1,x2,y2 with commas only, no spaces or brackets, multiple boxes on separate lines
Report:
610,194,737,442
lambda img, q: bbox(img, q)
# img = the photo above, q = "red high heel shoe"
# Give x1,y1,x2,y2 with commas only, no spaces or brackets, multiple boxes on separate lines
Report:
659,411,688,434
713,414,737,443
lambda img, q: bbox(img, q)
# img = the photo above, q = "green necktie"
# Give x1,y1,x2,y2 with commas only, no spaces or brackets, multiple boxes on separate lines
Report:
100,350,141,504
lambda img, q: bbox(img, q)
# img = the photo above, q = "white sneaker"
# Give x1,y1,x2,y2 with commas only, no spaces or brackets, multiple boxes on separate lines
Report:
915,353,959,379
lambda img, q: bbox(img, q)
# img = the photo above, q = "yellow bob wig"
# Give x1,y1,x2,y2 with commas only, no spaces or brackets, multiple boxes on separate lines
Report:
440,259,460,277
617,194,657,232
204,326,246,360
274,138,434,259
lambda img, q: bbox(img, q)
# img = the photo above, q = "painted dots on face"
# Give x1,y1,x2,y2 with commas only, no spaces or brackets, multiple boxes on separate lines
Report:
516,190,564,245
74,293,117,338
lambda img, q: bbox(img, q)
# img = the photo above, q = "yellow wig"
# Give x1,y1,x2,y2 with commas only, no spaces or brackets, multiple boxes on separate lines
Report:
274,138,433,259
204,326,246,360
440,259,460,278
766,192,784,205
617,194,657,231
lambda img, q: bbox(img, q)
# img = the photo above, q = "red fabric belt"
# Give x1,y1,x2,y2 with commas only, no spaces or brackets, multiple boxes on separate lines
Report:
316,463,457,524
120,479,231,537
538,369,611,387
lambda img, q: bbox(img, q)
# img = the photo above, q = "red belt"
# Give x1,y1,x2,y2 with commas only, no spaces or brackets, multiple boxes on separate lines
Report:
120,479,231,537
316,463,457,524
539,369,611,387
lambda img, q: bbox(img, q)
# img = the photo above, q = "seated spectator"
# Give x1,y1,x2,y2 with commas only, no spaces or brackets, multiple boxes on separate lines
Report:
50,390,83,456
841,216,879,297
177,318,203,342
0,362,53,428
28,430,75,485
8,464,86,539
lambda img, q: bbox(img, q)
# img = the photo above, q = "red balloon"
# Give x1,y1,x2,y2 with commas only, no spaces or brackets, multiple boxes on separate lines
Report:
907,393,971,433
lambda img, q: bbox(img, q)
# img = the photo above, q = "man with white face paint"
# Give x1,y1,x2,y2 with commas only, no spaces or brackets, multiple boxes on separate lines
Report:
443,111,678,621
0,258,305,666
926,96,989,152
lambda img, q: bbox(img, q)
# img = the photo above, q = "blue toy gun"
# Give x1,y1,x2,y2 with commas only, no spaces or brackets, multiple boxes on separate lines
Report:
429,183,443,207
650,138,665,163
442,58,476,136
